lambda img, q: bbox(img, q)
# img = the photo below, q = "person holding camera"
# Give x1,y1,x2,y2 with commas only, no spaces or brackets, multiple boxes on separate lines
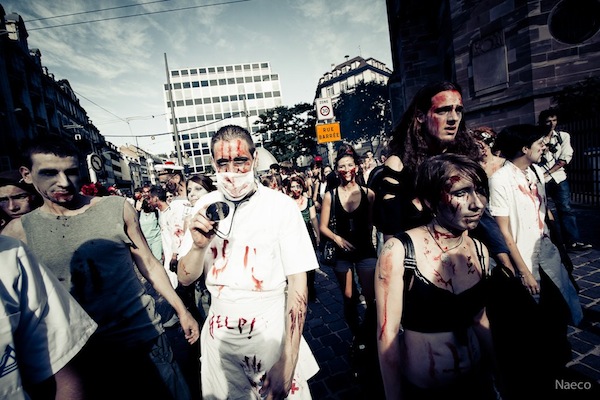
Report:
538,109,591,251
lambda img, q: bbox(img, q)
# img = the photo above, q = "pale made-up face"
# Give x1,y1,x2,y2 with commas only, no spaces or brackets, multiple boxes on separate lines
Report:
524,137,547,165
0,185,34,219
187,180,209,206
289,181,303,198
21,153,80,206
435,172,486,234
336,155,357,185
422,90,464,145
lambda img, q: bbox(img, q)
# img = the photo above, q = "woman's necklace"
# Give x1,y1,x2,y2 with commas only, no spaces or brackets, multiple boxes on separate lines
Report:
426,224,464,253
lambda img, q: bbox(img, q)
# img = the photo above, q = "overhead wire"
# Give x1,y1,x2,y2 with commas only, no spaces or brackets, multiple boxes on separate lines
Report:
27,0,251,31
27,0,173,22
29,1,254,145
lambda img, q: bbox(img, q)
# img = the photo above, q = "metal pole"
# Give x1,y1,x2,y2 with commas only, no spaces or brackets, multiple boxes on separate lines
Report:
164,53,184,167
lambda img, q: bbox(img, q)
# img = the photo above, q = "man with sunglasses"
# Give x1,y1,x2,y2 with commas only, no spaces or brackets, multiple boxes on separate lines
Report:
178,125,319,399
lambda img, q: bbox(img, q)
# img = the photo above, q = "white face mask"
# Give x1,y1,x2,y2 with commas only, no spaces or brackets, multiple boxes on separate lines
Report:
215,169,257,201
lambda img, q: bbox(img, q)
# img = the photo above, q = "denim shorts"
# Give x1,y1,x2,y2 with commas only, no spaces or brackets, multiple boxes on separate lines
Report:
333,257,377,273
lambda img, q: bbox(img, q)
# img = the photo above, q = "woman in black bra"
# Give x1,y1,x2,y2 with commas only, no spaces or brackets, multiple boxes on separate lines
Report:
320,144,378,352
375,154,497,399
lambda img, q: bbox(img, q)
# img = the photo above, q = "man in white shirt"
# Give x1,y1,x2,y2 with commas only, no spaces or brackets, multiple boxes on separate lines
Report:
538,109,591,251
178,125,319,399
0,235,97,399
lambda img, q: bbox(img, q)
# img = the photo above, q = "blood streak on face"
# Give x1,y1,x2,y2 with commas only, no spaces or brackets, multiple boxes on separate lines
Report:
424,90,463,145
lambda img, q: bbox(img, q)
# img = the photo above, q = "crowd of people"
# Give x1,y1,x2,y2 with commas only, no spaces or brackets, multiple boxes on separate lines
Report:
0,81,594,399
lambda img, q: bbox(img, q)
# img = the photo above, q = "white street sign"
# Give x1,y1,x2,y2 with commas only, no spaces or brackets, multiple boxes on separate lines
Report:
316,97,334,121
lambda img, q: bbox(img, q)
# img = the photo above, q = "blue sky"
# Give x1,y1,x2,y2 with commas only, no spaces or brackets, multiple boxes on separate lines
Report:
2,0,392,154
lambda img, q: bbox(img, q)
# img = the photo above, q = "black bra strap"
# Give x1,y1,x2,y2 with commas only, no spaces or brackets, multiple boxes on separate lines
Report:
472,237,487,277
394,231,417,272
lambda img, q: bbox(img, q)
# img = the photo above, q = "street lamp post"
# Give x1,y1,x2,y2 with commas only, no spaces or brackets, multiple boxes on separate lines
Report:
164,53,184,167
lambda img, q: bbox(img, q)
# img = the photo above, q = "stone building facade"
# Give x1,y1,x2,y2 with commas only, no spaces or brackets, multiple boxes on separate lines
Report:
386,0,600,130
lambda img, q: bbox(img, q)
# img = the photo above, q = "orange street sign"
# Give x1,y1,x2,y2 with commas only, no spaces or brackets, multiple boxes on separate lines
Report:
316,122,341,144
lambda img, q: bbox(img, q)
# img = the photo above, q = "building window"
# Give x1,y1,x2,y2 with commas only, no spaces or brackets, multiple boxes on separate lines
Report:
271,74,278,80
188,116,196,122
171,71,179,76
219,79,226,85
209,80,217,86
192,81,200,88
221,96,229,102
190,69,198,75
176,100,184,106
183,82,191,88
244,64,251,70
226,66,233,71
208,67,216,73
203,97,211,104
235,65,242,71
201,81,208,87
228,78,235,84
217,66,224,72
261,63,268,68
178,117,187,123
199,68,207,74
174,83,182,89
181,70,189,76
212,97,220,103
185,99,193,105
236,77,244,83
471,31,508,95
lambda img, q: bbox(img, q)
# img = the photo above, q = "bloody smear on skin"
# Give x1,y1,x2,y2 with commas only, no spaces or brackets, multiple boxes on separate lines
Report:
431,226,458,240
377,248,395,340
434,269,454,292
289,294,307,339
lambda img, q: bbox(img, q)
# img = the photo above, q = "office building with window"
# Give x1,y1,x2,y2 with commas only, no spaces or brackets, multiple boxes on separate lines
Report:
163,61,283,174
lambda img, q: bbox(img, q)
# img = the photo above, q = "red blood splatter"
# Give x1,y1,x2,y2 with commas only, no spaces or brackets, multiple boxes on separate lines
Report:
244,246,250,268
290,380,300,394
211,247,218,259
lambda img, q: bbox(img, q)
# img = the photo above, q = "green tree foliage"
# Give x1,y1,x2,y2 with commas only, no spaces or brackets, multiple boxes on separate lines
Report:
255,103,317,163
552,77,600,121
333,81,392,149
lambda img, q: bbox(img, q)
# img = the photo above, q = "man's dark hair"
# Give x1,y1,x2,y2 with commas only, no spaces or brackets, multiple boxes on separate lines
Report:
21,135,80,169
149,185,167,202
210,125,255,156
495,124,546,160
388,81,480,172
415,153,489,213
538,108,559,125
